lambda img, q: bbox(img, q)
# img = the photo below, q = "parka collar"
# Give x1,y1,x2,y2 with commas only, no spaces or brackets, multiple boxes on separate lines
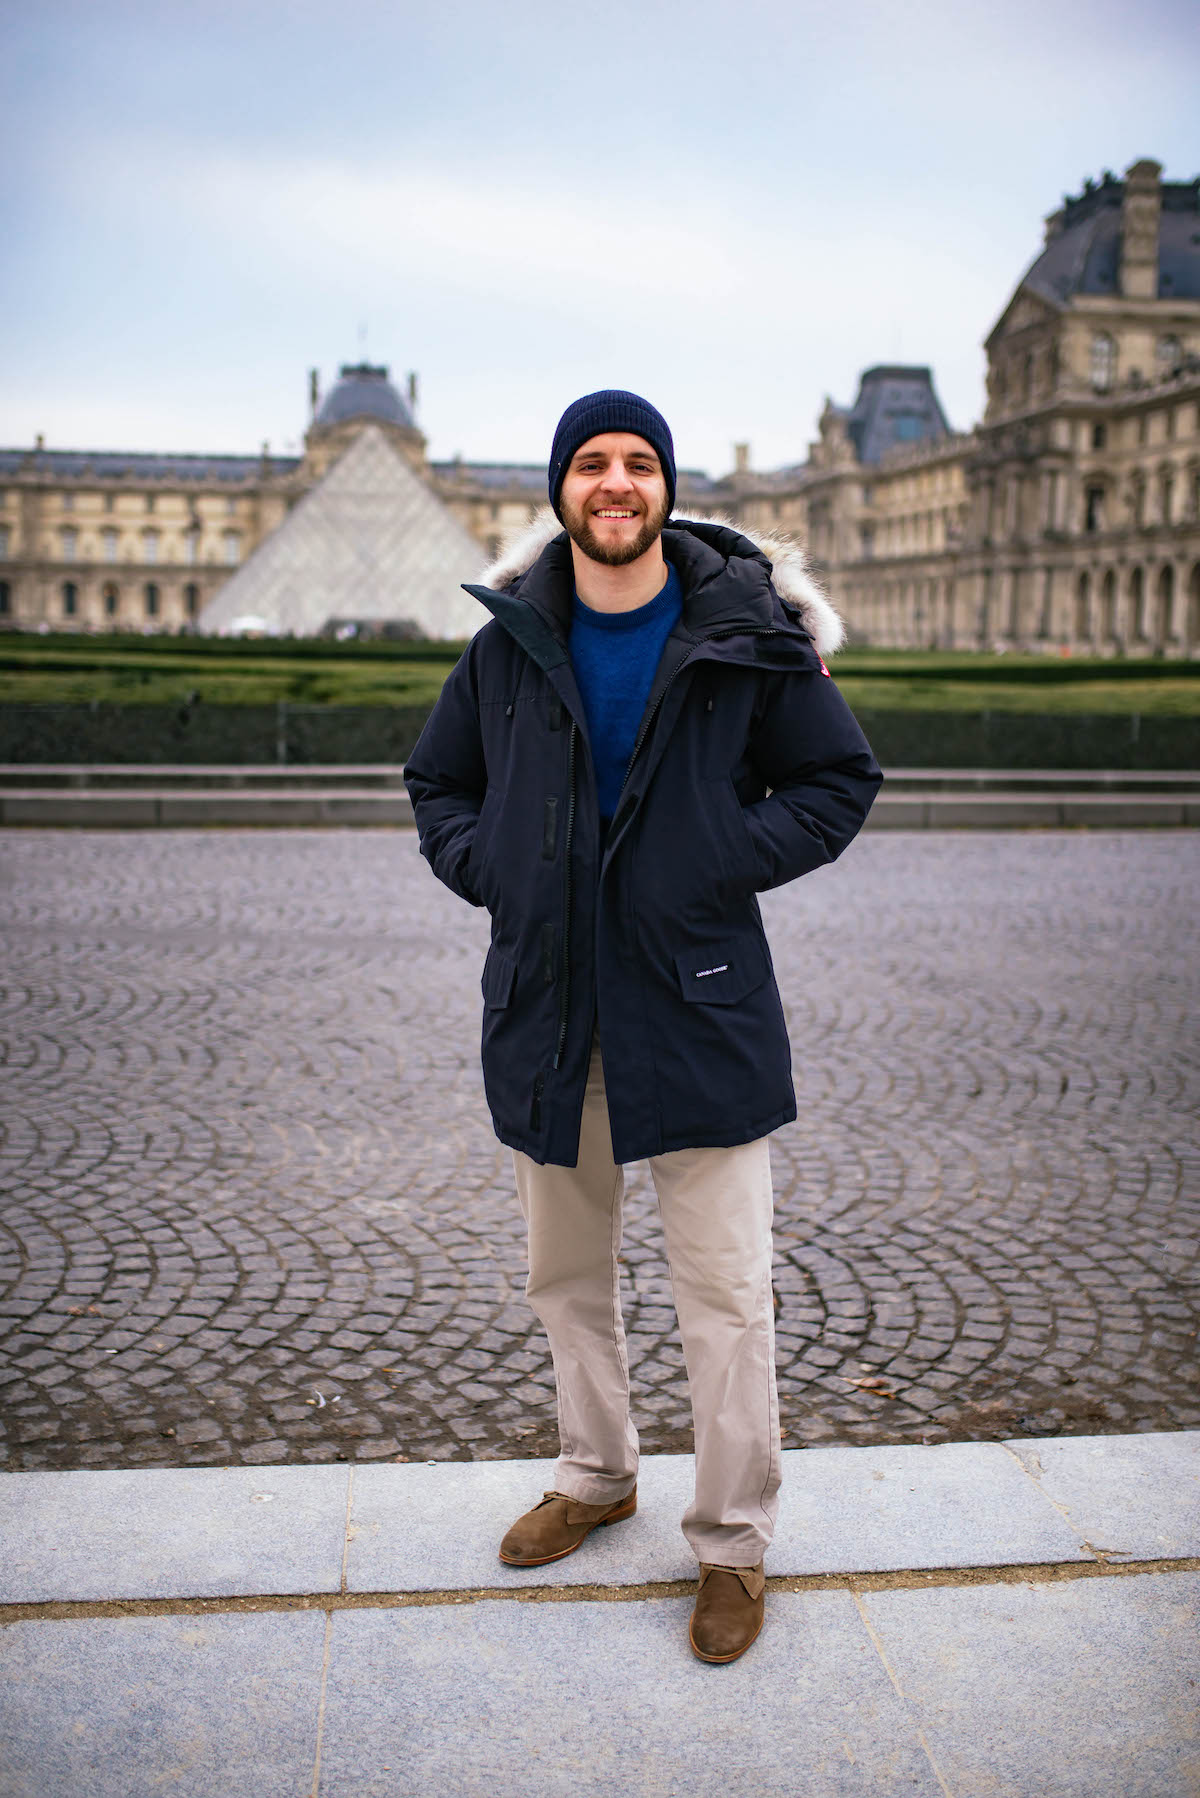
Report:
465,508,846,662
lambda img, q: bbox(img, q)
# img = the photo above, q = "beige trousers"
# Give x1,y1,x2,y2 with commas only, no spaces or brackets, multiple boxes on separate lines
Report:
511,1040,781,1565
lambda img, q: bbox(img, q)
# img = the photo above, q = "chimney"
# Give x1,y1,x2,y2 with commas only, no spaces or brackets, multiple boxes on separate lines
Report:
1120,159,1162,299
408,371,419,413
308,368,320,418
734,442,750,475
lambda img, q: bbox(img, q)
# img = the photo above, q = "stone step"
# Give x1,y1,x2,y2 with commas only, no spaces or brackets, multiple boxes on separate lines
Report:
2,781,1198,829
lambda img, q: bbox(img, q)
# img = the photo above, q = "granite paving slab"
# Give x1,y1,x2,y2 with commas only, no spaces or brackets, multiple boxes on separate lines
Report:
1004,1430,1200,1560
347,1455,695,1591
0,1610,327,1798
346,1440,1092,1594
0,1464,351,1603
316,1591,942,1798
768,1439,1089,1573
861,1570,1200,1798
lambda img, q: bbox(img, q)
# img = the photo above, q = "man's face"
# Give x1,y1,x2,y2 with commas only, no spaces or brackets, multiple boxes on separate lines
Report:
559,433,670,567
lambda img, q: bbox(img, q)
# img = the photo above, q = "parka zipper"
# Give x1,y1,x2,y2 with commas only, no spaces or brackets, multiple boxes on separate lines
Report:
547,625,786,1080
613,626,785,820
552,717,578,1070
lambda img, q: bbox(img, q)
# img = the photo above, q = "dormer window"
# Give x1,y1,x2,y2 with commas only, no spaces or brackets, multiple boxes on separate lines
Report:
1090,333,1116,392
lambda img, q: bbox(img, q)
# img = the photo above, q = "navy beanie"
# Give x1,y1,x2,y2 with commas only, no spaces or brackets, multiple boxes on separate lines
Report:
548,389,676,521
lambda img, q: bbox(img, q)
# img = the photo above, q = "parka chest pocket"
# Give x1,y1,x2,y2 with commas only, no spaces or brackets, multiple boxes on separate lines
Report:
674,936,768,1006
481,947,517,1010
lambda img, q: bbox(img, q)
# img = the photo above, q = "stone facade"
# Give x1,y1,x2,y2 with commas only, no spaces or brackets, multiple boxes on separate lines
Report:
731,160,1200,656
2,157,1197,651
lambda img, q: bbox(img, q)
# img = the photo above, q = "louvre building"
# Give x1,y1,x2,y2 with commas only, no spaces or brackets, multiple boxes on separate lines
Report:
1,157,1197,652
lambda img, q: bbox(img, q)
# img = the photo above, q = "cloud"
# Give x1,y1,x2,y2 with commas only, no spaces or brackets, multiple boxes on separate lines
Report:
169,152,746,311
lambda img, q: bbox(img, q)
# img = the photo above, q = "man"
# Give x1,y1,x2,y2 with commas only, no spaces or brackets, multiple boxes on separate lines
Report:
405,390,881,1662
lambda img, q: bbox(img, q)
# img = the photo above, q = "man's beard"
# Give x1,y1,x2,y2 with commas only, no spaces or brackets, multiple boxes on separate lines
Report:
561,494,671,567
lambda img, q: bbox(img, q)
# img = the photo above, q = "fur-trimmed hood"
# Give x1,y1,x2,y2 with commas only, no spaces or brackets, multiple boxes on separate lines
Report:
478,508,846,661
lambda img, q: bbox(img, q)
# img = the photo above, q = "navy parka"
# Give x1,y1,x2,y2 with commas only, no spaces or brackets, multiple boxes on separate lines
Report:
404,518,882,1167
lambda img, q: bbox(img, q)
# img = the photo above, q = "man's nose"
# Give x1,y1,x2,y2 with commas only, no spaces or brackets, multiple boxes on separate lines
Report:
601,459,634,492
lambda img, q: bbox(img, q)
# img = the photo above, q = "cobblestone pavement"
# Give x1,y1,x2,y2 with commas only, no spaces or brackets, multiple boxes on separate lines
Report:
1,829,1197,1472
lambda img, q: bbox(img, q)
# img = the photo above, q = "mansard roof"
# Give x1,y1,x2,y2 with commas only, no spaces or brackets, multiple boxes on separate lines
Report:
836,366,951,465
0,448,300,482
313,363,416,432
1023,171,1200,306
428,459,547,493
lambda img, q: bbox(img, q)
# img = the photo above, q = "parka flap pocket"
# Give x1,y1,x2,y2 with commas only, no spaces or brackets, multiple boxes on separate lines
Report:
481,947,517,1010
674,937,767,1006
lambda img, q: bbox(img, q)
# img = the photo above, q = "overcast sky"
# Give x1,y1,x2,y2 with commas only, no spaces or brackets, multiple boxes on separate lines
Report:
1,0,1196,476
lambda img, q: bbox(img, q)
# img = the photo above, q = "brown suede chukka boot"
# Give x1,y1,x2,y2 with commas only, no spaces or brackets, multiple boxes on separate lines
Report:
498,1487,638,1566
688,1562,766,1663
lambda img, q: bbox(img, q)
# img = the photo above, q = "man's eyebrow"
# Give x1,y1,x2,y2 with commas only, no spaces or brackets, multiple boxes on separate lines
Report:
571,447,660,463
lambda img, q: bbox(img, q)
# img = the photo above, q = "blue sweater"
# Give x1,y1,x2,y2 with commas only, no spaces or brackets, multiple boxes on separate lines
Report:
569,563,683,824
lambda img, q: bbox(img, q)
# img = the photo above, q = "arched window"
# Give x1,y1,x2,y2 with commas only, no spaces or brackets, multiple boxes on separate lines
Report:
1157,336,1182,379
1075,571,1091,640
1037,567,1054,639
1130,566,1146,639
1159,469,1175,526
144,582,159,618
62,580,78,617
1101,569,1116,641
1090,333,1116,392
1155,564,1175,646
1132,474,1147,529
184,583,199,617
103,584,119,618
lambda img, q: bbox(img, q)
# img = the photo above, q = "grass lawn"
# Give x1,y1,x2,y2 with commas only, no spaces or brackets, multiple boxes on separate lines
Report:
1,634,1197,715
0,635,458,709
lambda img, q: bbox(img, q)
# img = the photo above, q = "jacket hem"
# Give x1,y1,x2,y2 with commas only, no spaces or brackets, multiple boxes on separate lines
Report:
492,1103,797,1169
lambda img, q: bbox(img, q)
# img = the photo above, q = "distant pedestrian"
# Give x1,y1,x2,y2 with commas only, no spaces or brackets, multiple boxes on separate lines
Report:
405,390,881,1661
